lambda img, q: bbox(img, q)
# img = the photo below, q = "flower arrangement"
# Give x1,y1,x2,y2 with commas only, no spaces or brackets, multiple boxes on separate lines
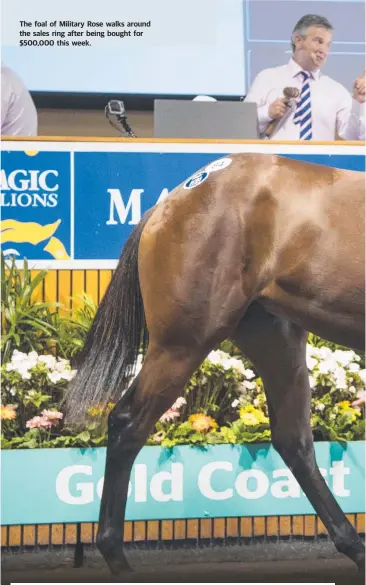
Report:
1,259,365,449
1,343,364,449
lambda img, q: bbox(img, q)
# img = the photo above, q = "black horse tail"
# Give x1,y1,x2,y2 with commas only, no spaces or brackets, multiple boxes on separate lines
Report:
64,210,153,423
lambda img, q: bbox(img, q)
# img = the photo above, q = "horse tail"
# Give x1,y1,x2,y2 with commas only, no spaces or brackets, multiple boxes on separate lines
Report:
64,210,153,423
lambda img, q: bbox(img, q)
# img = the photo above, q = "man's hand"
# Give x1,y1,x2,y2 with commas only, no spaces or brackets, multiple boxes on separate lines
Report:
268,98,287,120
353,70,365,103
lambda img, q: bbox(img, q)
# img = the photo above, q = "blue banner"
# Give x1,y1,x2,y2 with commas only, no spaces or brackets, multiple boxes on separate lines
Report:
1,442,364,525
73,152,220,260
1,150,71,261
1,143,365,265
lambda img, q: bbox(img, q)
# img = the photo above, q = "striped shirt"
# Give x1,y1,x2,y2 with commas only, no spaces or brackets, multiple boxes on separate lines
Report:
245,58,365,141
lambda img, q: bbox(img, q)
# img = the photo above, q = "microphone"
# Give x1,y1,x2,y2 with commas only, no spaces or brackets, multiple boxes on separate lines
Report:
263,87,300,139
105,100,137,138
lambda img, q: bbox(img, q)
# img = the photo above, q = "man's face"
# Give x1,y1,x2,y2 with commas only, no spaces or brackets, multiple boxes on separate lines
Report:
294,25,332,70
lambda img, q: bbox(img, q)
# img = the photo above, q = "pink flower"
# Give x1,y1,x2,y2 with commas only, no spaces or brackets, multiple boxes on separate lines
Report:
26,410,63,430
26,416,53,429
159,409,181,423
41,410,63,422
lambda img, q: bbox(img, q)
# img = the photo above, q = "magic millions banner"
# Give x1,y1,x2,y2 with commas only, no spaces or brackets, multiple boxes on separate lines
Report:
1,141,364,269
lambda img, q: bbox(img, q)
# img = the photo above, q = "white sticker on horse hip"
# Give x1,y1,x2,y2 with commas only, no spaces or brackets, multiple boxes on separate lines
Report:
205,158,232,173
184,171,209,189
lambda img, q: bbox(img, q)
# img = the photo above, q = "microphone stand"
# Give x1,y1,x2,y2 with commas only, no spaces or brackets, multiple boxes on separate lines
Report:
105,101,137,138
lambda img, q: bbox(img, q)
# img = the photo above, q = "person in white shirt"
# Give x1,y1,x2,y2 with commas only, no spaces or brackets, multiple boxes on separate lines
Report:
244,14,365,141
1,64,38,136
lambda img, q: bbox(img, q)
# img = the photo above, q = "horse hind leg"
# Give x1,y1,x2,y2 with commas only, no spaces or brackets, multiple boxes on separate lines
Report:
96,342,210,575
230,303,365,571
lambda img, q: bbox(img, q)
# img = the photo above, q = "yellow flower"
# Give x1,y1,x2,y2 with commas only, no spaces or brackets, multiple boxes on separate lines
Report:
337,400,361,420
0,405,17,420
87,405,104,417
189,413,218,432
239,405,269,426
338,401,351,409
87,402,115,417
152,430,166,444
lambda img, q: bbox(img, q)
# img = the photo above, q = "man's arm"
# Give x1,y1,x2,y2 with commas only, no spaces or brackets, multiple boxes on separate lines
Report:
245,70,287,135
336,71,365,141
1,67,38,137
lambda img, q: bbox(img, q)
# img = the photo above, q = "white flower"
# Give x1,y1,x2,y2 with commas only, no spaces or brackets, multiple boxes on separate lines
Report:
172,397,186,410
206,350,245,376
348,363,360,373
17,366,31,380
333,349,356,368
349,386,356,394
228,358,245,375
23,353,38,370
48,371,63,384
221,358,234,371
54,358,69,373
318,347,333,361
8,349,38,378
333,367,347,390
244,369,255,380
60,369,77,381
253,399,259,406
243,381,255,390
207,350,222,365
11,350,28,363
315,403,325,411
306,345,317,357
237,382,247,394
306,356,318,371
10,387,17,396
308,375,316,389
318,359,336,375
359,370,366,384
231,399,240,408
38,355,57,370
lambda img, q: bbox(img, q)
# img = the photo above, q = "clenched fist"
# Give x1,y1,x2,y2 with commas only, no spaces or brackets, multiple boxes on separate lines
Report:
268,98,287,120
353,70,365,103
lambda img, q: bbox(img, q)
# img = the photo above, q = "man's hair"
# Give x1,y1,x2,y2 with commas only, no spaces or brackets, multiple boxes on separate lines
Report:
291,14,333,52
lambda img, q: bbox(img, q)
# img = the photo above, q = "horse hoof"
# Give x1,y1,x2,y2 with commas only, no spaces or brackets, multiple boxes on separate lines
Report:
108,557,134,577
356,553,365,573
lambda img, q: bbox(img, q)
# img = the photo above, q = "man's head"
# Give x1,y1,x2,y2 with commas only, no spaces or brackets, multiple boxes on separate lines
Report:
291,14,333,71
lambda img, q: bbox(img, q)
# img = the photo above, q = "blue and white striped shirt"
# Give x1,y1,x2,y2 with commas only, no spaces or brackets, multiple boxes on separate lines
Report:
245,58,365,141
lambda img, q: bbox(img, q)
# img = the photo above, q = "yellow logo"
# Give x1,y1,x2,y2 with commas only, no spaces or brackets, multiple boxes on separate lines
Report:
1,219,70,260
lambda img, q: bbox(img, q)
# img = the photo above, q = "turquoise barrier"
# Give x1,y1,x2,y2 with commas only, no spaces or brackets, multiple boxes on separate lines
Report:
2,442,365,525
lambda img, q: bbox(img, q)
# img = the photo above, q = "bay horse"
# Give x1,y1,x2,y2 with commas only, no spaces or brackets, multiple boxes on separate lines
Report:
65,152,365,575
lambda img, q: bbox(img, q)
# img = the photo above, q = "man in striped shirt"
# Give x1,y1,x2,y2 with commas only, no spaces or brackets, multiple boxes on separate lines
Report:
245,14,365,141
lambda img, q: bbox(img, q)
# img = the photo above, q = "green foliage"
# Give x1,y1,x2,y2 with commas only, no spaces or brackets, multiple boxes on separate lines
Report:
1,253,59,362
180,354,246,426
54,292,97,359
1,260,365,450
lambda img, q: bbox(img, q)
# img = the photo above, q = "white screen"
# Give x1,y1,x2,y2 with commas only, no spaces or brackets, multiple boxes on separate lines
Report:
1,0,246,96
